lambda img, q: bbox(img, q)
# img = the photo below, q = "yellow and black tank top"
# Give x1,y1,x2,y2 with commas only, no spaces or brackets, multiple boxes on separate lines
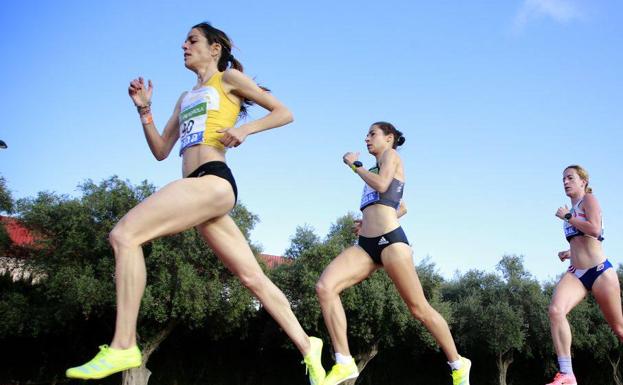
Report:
178,72,240,155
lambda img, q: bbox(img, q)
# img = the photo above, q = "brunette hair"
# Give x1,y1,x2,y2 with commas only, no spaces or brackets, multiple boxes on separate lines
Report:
372,121,405,149
192,22,268,117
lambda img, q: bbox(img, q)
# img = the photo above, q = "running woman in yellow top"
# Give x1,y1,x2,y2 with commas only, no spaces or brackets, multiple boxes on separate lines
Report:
546,165,623,385
316,122,471,385
66,23,325,384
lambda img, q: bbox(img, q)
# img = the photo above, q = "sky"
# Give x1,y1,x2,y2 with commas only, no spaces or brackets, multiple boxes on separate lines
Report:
1,0,621,283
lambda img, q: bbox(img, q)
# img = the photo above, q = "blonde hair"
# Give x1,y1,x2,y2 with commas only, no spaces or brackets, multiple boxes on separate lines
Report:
565,164,593,193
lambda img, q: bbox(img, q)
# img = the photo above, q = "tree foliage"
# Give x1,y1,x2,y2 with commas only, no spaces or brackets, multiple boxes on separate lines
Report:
0,175,13,214
444,255,550,385
2,176,623,385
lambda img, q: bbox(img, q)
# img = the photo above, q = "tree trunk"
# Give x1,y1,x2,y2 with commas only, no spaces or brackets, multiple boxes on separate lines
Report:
350,343,379,385
607,352,623,385
497,351,513,385
122,366,151,385
121,320,177,385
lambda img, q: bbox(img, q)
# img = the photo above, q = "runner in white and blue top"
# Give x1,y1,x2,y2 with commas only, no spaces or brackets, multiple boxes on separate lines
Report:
546,165,623,385
563,198,604,242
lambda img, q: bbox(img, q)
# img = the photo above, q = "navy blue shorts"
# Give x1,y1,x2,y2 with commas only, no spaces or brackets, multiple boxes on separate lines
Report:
568,259,613,290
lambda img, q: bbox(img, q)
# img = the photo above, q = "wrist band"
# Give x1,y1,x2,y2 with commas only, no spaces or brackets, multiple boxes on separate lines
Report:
135,100,152,108
136,101,152,114
350,164,358,172
138,106,151,115
140,113,153,125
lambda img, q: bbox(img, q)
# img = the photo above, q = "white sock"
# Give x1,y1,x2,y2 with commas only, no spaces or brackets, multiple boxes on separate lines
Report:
335,352,354,365
448,358,463,371
558,356,573,375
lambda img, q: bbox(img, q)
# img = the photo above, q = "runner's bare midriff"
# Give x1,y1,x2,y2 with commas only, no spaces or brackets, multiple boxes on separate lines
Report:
569,236,606,269
182,144,226,177
360,204,400,238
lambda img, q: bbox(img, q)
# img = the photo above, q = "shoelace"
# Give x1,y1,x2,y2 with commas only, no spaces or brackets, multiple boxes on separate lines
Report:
90,345,110,361
302,359,314,375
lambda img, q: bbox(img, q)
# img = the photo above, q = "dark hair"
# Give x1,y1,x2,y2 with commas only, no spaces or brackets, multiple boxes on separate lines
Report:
372,121,405,149
192,22,266,118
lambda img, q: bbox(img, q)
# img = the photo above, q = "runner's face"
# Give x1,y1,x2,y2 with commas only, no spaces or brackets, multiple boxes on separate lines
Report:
182,29,219,69
563,168,586,198
365,126,392,154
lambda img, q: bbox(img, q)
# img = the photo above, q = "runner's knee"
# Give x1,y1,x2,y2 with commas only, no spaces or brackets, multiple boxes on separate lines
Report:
239,269,267,293
109,223,140,254
408,301,433,322
316,278,340,302
548,303,567,321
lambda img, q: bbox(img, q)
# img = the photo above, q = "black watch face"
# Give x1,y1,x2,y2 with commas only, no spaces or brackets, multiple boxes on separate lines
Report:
353,161,363,168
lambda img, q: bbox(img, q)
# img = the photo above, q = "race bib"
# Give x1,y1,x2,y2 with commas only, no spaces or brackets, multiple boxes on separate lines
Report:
360,166,380,209
179,86,220,155
360,183,380,209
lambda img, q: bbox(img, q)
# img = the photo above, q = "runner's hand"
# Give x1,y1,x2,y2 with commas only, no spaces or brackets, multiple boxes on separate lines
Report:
128,77,153,107
353,219,362,236
343,152,360,166
558,250,570,261
555,205,570,220
218,125,250,148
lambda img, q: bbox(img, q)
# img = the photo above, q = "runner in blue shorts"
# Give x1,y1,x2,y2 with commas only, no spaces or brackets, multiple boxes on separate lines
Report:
547,165,623,385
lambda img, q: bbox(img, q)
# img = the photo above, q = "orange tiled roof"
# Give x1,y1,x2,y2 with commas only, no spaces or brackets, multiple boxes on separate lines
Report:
258,253,292,269
1,216,34,246
0,217,291,269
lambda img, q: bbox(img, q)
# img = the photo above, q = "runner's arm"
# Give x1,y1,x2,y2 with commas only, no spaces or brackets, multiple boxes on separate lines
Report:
355,150,400,193
222,69,293,135
569,194,603,238
142,93,184,160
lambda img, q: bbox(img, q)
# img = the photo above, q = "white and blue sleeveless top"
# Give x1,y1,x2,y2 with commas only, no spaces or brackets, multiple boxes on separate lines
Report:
563,198,604,242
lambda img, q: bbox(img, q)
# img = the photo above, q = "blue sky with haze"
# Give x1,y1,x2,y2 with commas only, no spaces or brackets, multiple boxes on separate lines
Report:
1,0,621,282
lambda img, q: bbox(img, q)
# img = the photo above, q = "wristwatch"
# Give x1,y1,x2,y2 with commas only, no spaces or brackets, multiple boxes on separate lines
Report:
351,161,363,172
564,213,572,222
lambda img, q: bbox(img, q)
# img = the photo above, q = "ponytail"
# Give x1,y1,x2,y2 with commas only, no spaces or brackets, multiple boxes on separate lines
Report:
372,121,406,149
192,22,268,118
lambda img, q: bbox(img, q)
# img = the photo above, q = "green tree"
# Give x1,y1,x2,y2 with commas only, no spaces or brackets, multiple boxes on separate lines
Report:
9,176,261,385
445,255,550,385
0,175,13,254
285,224,321,259
0,175,13,214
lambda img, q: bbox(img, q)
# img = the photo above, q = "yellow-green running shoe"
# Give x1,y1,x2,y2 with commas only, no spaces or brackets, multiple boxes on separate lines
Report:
324,360,359,385
66,345,142,379
451,356,471,385
302,337,326,385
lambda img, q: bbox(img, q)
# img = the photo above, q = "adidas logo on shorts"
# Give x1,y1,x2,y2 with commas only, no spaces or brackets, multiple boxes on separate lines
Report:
378,237,389,246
